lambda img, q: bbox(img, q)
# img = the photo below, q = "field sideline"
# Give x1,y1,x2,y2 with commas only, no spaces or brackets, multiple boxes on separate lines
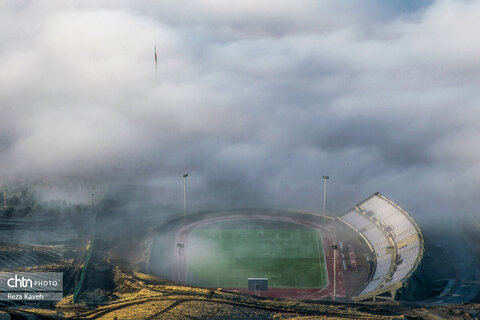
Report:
186,219,328,289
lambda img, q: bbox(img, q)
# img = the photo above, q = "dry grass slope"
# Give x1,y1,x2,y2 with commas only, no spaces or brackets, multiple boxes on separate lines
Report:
2,269,480,319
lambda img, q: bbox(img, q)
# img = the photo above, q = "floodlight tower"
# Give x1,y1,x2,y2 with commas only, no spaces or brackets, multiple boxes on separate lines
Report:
3,191,6,209
177,243,185,282
323,176,329,224
331,244,338,300
183,173,188,221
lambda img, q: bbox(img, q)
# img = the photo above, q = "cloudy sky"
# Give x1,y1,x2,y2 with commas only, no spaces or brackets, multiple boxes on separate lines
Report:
1,0,479,223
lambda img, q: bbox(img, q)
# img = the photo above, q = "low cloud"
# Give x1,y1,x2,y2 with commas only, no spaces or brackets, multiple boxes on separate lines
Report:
0,1,479,226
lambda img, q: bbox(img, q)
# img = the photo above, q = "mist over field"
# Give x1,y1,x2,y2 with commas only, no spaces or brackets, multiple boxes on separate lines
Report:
1,0,479,224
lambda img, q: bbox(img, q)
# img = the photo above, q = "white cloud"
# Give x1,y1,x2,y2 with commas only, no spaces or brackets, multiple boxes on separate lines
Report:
1,0,480,219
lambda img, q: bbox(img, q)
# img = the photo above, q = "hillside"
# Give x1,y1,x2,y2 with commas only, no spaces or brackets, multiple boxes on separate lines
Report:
2,269,480,319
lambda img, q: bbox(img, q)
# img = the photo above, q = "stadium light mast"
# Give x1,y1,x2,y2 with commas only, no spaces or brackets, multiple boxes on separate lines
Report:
331,244,338,300
183,173,188,221
3,191,6,209
177,243,184,282
323,176,329,224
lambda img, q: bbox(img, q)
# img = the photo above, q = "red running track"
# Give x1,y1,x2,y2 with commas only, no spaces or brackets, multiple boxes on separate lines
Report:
173,214,345,300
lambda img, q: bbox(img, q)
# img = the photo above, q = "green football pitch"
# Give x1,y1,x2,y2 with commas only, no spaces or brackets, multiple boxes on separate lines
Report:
186,219,328,289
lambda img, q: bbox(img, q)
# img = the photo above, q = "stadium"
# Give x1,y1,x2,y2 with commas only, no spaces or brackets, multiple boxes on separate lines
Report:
1,184,477,319
149,192,425,302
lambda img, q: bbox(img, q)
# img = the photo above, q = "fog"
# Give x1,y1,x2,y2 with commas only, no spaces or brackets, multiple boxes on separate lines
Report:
1,1,479,226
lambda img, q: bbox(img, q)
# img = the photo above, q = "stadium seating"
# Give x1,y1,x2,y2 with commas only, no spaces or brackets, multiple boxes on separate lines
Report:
341,211,372,231
338,193,423,299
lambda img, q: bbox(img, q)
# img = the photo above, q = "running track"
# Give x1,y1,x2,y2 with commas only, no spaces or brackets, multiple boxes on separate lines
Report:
173,214,345,300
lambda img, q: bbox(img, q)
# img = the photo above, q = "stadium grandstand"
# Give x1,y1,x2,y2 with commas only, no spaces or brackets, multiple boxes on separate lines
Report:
338,193,424,302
